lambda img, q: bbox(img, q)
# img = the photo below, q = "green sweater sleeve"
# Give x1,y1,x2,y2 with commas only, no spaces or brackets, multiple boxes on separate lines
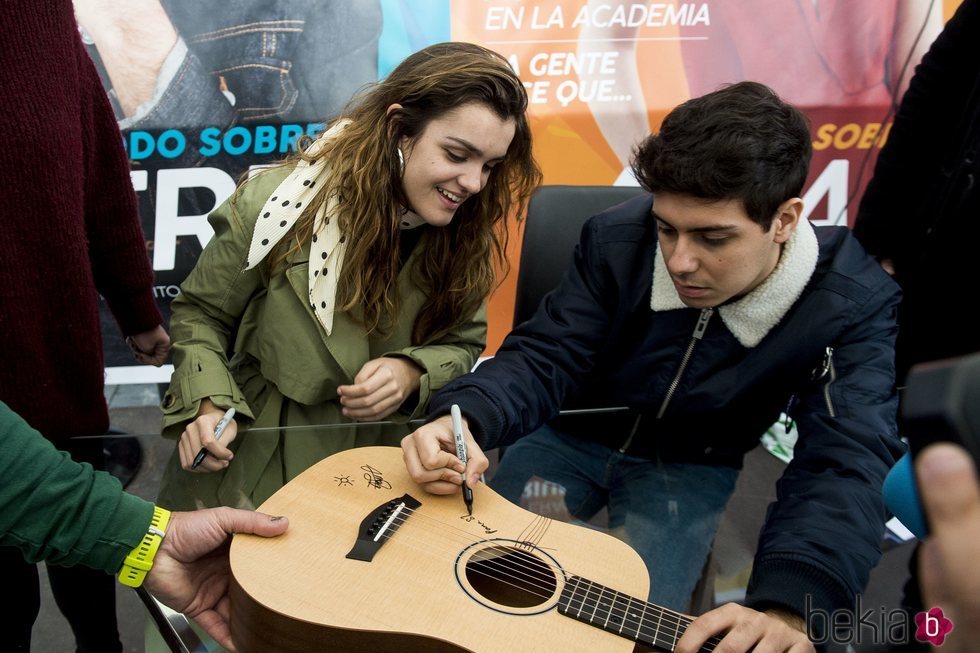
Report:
0,401,154,574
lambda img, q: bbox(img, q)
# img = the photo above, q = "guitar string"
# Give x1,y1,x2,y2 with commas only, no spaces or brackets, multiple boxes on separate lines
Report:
367,504,721,648
373,509,568,597
381,504,705,634
517,513,552,550
377,508,718,650
377,519,688,648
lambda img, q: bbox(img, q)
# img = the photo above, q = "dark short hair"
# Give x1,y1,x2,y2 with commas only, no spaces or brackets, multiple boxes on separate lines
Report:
631,81,812,229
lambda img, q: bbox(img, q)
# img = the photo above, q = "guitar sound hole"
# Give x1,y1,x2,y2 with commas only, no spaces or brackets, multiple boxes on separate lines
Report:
464,545,558,608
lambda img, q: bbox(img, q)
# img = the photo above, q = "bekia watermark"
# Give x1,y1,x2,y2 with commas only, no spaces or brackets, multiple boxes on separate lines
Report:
914,607,954,647
805,595,955,646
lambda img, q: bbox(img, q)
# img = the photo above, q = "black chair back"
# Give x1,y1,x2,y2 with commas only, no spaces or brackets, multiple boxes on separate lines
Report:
513,185,647,327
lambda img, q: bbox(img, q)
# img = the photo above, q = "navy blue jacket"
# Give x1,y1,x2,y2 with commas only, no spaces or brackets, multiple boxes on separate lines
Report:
430,194,904,618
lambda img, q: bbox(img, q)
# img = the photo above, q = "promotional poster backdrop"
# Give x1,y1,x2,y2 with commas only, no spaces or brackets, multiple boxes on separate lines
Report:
90,0,960,384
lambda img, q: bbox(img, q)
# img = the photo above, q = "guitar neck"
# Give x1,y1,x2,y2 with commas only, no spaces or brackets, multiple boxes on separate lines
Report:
558,576,715,652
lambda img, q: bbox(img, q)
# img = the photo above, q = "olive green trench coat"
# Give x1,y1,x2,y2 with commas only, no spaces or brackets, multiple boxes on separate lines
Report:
156,167,487,511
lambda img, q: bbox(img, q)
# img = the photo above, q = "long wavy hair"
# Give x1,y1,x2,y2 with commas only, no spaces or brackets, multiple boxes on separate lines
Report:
261,42,541,343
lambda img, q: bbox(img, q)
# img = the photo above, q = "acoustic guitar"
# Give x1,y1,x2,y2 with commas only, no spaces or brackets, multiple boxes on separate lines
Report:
229,446,718,652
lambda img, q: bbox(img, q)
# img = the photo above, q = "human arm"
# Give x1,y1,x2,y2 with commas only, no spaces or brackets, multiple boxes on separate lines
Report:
675,261,902,649
741,255,905,629
0,400,153,570
426,215,632,448
338,304,487,422
0,401,288,650
576,0,650,174
73,0,236,140
676,604,813,653
402,414,490,495
143,508,288,651
72,0,178,118
161,172,291,444
128,324,172,366
74,17,163,340
79,0,380,140
174,398,238,472
73,0,238,170
916,443,980,651
338,357,424,421
402,211,642,488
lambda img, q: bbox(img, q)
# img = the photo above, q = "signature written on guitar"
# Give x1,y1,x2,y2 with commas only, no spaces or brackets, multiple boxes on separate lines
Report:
461,514,497,535
361,464,393,490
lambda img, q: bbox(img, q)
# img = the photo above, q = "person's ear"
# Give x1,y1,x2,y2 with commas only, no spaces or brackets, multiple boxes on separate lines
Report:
772,198,803,244
386,103,413,153
386,104,408,176
386,103,403,137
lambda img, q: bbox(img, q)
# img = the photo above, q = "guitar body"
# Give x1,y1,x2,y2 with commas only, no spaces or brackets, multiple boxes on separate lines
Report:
230,446,651,652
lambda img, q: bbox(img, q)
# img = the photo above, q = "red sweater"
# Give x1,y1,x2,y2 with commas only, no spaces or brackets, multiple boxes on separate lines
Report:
0,1,161,441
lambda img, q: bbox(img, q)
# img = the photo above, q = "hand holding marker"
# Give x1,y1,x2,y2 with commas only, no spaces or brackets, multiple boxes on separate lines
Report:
191,407,236,470
451,404,473,515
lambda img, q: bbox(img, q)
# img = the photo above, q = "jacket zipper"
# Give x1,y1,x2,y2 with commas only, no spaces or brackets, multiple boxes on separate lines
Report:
619,307,714,453
782,395,797,434
820,346,837,417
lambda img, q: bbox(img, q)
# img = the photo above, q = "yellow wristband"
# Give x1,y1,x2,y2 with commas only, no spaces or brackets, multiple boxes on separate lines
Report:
118,506,171,588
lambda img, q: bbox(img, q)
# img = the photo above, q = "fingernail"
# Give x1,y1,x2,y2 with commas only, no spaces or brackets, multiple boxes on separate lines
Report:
270,515,286,522
920,443,972,481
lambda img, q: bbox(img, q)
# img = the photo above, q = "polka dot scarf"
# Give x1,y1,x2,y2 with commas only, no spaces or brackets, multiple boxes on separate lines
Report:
244,120,426,336
244,120,348,334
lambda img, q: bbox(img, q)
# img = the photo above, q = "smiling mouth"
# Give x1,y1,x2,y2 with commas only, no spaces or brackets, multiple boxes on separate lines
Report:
438,187,464,204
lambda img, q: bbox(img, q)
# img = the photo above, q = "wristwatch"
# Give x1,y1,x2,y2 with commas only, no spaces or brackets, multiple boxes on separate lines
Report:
118,505,171,588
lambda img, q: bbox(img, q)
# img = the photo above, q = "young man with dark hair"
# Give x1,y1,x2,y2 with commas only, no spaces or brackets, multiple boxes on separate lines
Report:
403,81,903,651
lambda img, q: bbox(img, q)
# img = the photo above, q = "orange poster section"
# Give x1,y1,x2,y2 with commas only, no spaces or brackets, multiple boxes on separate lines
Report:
459,0,958,355
452,0,690,352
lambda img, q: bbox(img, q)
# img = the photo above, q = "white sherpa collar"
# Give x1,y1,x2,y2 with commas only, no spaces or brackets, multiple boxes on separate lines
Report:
650,218,819,347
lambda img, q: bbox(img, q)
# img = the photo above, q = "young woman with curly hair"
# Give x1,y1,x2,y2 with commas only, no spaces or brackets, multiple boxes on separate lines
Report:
156,42,541,511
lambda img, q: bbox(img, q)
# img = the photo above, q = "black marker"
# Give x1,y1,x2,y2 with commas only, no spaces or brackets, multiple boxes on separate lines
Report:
450,404,473,515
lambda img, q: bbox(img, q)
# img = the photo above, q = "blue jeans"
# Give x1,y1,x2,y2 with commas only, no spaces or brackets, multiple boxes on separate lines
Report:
490,425,739,611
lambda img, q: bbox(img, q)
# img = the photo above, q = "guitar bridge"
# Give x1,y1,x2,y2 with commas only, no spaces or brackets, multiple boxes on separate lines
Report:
345,494,421,562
